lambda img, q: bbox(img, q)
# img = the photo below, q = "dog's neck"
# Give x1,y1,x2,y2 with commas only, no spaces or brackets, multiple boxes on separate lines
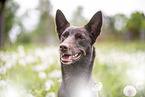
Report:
61,46,95,96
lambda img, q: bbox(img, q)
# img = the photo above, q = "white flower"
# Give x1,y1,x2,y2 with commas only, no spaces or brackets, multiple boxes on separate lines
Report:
45,80,53,91
123,85,137,97
33,64,48,72
0,80,7,88
45,79,54,86
25,55,35,64
18,58,26,66
45,79,55,91
49,70,61,78
35,48,43,58
39,72,47,79
136,81,144,90
45,83,51,91
0,67,7,75
27,94,34,97
46,92,56,97
17,45,25,57
92,82,103,91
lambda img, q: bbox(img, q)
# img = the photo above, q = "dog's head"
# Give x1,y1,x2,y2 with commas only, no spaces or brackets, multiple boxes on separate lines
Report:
55,9,102,65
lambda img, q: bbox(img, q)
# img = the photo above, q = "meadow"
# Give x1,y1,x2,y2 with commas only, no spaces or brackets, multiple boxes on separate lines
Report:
0,41,145,97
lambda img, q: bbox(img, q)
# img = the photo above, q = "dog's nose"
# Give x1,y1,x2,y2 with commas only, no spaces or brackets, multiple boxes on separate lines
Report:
60,44,68,52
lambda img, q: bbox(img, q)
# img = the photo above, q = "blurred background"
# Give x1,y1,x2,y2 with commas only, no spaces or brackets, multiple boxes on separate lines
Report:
0,0,145,97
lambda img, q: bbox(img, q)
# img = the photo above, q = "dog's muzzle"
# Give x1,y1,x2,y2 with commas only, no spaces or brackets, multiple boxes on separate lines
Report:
59,44,84,65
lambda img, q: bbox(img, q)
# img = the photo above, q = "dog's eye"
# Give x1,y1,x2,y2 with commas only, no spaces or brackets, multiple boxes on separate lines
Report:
61,37,65,42
61,32,69,42
62,32,69,38
75,33,85,40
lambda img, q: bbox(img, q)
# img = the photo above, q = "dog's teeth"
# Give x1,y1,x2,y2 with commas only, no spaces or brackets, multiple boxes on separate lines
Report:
73,53,78,58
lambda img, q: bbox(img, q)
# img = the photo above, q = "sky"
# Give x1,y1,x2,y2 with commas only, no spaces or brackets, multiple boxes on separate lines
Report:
50,0,145,20
14,0,145,19
10,0,145,42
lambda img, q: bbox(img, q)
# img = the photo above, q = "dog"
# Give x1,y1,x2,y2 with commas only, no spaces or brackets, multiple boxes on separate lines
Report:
55,9,102,97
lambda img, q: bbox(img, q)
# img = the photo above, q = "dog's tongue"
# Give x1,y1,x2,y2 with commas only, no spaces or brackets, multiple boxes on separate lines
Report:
61,54,71,61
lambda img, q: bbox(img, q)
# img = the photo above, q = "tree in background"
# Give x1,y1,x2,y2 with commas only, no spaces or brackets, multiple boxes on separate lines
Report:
0,0,19,47
101,15,117,40
126,12,145,40
1,0,145,46
102,12,145,41
140,14,145,41
5,0,19,43
0,0,6,47
71,6,87,26
30,0,55,44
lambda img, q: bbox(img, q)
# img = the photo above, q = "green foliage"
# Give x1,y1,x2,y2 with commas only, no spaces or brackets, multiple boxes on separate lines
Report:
103,16,115,33
16,32,33,44
5,0,19,41
141,16,145,30
31,0,55,43
126,12,145,32
101,12,145,41
71,6,87,26
33,11,54,38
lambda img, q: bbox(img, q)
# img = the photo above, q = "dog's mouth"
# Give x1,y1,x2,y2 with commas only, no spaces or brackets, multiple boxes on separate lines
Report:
61,51,83,65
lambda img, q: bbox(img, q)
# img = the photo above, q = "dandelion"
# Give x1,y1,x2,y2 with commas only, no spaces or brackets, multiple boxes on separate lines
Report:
17,45,25,57
45,83,51,91
33,64,48,72
46,92,56,97
45,80,55,91
35,48,43,58
27,94,34,97
18,58,26,66
136,81,144,90
48,57,55,65
0,80,7,88
38,72,47,79
123,85,137,97
0,67,7,75
92,82,103,91
25,55,35,64
5,61,14,70
49,70,61,78
45,81,52,91
45,79,54,85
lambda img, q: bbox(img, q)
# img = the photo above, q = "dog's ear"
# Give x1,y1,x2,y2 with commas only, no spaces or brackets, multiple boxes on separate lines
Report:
85,11,102,44
55,9,70,39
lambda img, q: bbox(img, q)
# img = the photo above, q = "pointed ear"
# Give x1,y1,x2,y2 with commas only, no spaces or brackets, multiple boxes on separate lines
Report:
85,11,102,44
55,9,70,39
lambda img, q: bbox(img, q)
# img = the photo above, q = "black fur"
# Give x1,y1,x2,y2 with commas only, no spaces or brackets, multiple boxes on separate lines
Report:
55,9,102,97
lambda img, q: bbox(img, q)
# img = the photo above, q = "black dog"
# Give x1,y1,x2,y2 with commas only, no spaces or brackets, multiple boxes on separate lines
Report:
55,9,102,97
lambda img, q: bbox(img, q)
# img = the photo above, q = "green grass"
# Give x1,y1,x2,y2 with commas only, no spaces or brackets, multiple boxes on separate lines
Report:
0,41,145,97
